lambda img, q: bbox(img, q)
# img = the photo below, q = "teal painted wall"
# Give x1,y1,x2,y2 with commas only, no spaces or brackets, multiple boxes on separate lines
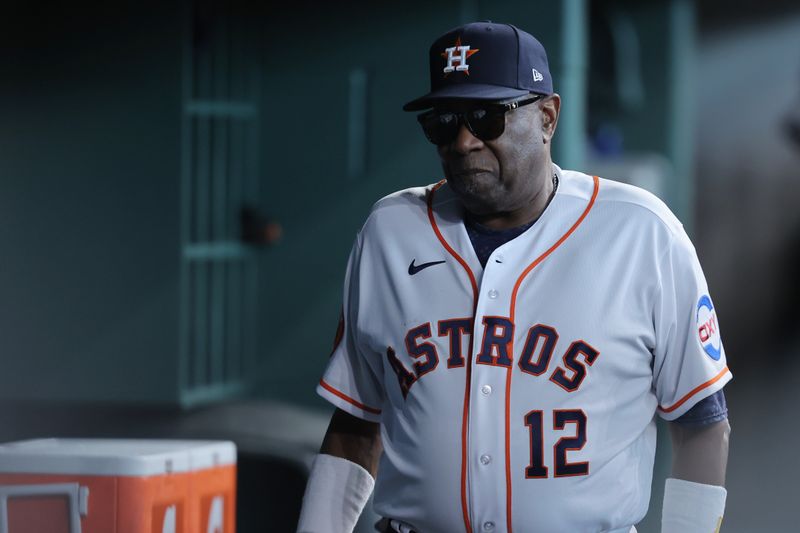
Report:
0,3,183,403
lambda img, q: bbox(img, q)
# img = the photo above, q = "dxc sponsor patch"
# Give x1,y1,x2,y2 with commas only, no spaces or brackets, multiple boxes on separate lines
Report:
696,295,722,360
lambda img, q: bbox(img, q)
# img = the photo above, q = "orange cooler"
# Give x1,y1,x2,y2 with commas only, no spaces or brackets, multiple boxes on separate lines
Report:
0,438,236,533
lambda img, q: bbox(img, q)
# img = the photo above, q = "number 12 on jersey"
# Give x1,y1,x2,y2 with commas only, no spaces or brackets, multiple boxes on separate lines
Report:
524,409,588,478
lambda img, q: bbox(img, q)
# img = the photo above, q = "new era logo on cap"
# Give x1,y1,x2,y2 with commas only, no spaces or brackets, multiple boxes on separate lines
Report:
402,21,554,111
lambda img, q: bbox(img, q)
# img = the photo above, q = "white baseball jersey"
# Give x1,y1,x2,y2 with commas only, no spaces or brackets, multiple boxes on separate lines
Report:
317,165,731,533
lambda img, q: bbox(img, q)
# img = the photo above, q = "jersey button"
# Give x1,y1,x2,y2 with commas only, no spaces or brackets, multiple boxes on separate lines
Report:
488,289,498,299
480,385,492,395
483,522,495,531
480,454,492,465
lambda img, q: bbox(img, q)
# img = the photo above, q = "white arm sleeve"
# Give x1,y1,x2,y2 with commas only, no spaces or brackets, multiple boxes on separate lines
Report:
661,478,726,533
297,454,375,533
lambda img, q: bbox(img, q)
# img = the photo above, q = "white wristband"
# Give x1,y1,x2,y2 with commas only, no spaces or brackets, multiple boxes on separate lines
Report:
297,453,375,533
662,478,727,533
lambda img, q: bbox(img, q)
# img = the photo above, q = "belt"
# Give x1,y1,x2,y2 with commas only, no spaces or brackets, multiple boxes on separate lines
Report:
375,518,418,533
377,518,636,533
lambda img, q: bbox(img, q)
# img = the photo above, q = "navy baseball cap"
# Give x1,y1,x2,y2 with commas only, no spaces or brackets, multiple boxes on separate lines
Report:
403,21,553,111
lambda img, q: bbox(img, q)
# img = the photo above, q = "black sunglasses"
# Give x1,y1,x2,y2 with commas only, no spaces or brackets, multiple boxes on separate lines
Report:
417,95,544,145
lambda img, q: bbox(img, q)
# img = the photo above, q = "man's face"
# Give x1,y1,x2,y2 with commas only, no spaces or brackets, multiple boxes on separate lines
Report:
434,95,560,219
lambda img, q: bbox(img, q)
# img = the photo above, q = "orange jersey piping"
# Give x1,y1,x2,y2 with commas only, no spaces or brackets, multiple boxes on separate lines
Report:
658,366,730,414
319,379,382,415
505,175,600,533
427,181,478,533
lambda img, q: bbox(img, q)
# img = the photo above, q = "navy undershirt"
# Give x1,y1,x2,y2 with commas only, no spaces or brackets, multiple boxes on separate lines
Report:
464,217,537,267
463,214,727,426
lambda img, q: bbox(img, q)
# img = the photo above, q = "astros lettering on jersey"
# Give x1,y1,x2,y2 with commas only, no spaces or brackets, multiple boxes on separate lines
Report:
318,166,731,533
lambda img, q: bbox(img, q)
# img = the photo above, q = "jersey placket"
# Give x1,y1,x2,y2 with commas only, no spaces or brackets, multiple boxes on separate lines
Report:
467,246,516,533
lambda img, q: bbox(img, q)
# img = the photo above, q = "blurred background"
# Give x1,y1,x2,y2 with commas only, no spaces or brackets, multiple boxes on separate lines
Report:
1,0,799,531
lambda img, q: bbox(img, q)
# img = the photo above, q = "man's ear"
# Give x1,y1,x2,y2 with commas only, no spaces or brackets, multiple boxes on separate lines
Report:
540,94,561,144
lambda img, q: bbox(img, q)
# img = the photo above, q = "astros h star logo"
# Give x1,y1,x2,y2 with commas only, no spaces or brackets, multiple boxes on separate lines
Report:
441,36,479,76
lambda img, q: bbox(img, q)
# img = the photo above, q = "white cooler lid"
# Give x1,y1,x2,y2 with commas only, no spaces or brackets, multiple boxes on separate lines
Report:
0,438,237,477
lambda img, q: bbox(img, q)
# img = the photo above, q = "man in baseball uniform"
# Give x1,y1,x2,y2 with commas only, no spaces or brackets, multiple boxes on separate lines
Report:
297,22,731,533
